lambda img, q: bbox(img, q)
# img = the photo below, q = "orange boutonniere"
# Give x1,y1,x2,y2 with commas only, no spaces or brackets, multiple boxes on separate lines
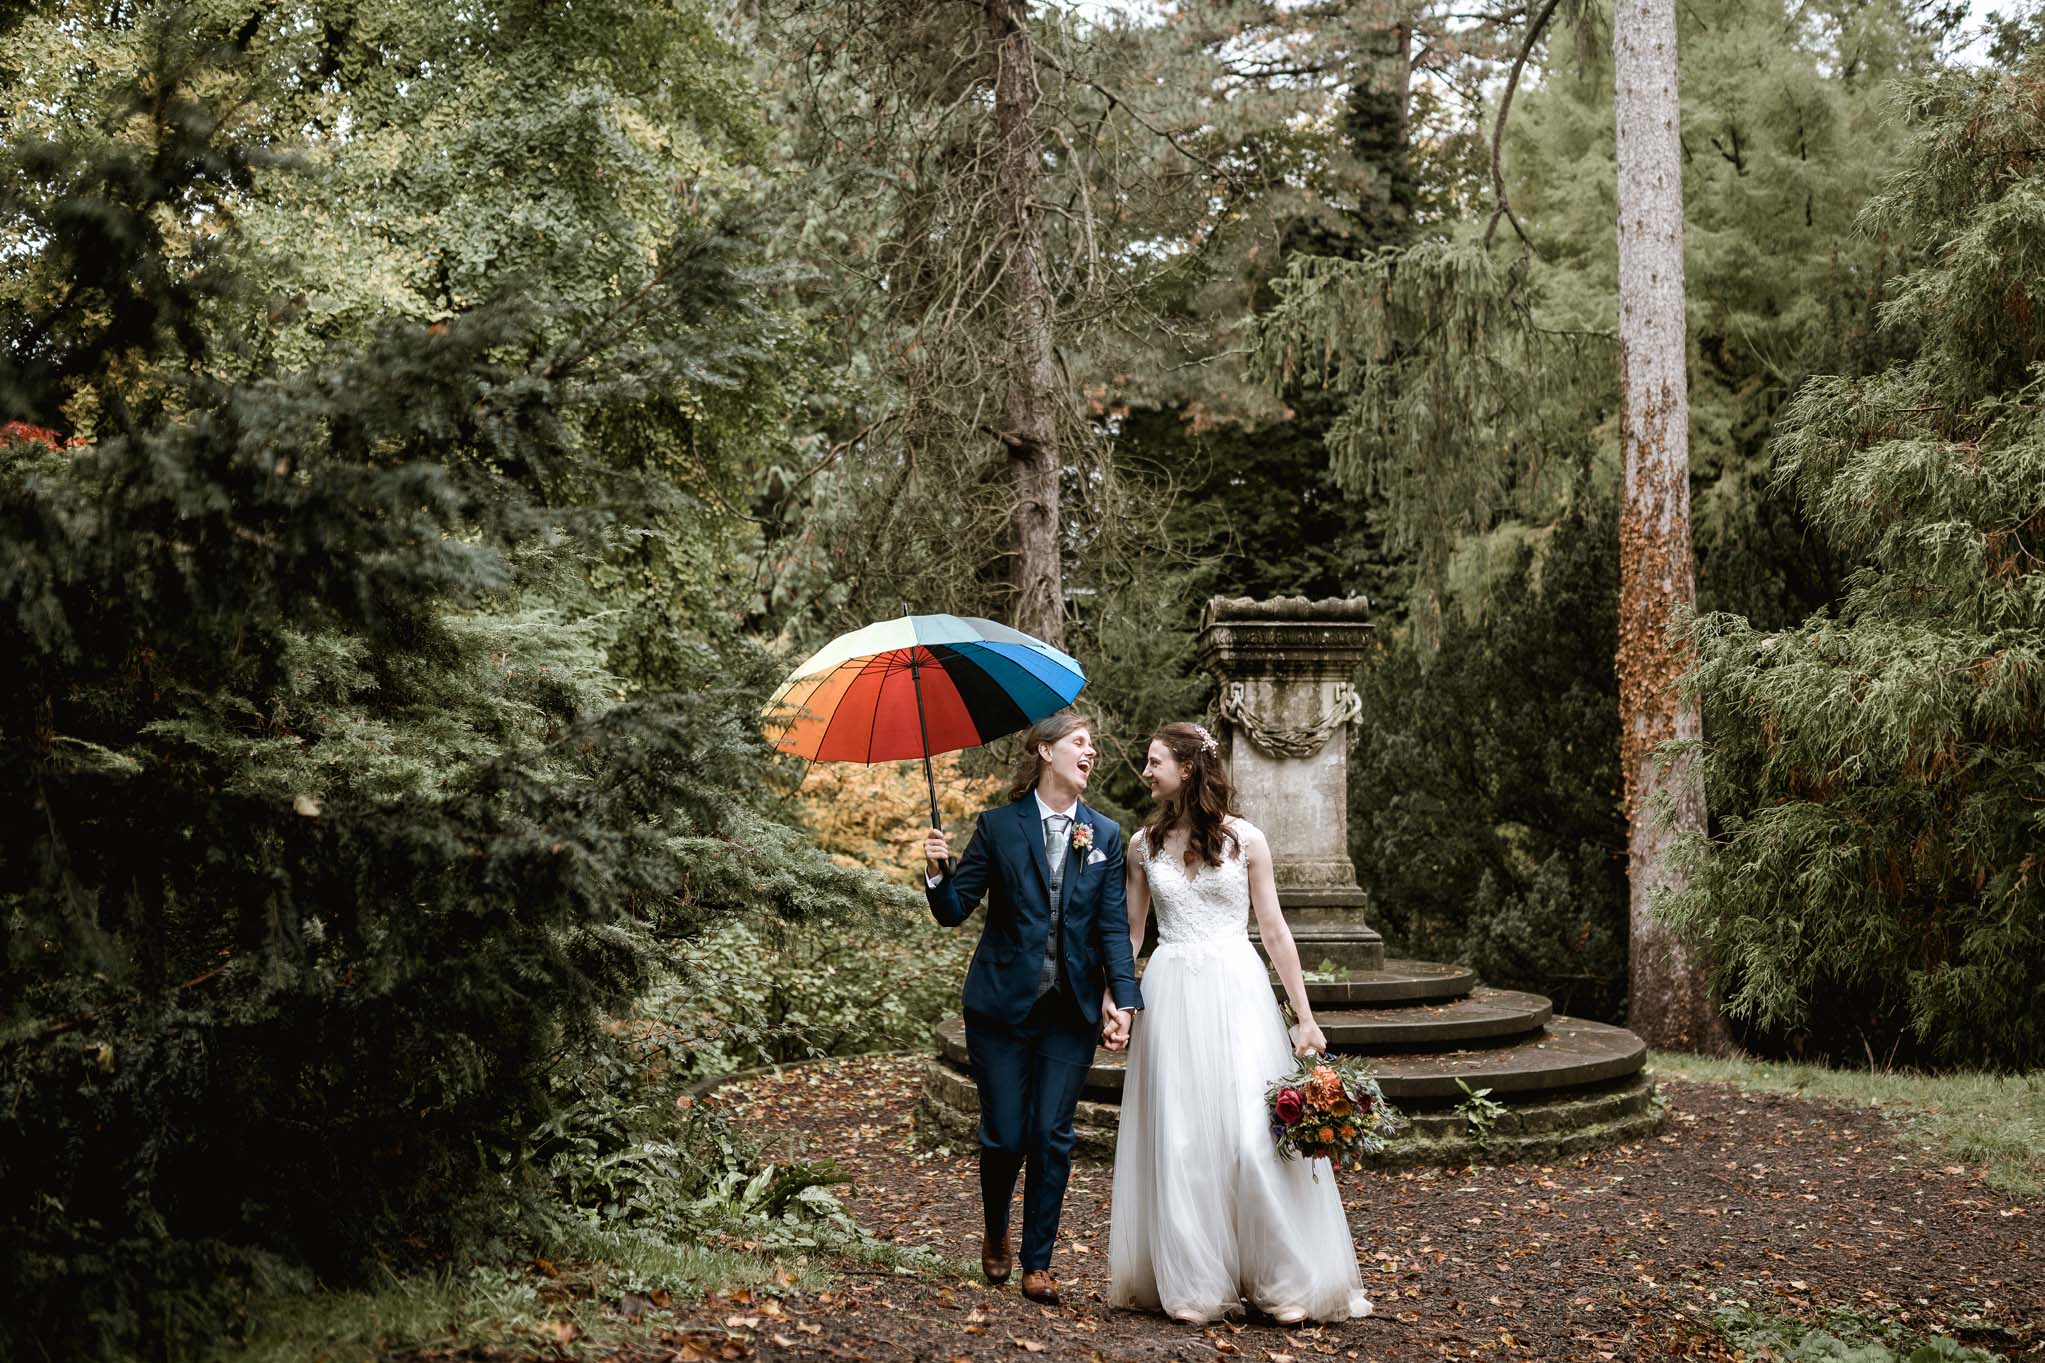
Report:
1070,822,1095,855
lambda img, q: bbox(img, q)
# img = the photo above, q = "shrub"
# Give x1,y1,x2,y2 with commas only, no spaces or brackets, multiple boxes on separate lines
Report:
1349,496,1630,1021
1669,58,2045,1070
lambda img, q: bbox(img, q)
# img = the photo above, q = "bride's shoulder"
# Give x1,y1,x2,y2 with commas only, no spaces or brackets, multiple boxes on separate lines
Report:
1224,816,1267,851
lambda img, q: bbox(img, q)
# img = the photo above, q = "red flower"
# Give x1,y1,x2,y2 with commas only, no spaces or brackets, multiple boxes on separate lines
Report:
1273,1087,1305,1125
2,422,63,449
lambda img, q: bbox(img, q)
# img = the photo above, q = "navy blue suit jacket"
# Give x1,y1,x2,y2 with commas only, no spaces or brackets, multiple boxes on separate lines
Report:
927,793,1144,1028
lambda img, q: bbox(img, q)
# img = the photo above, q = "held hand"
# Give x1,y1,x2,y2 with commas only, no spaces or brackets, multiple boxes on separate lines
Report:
923,827,950,878
1100,1002,1132,1051
1289,1018,1328,1057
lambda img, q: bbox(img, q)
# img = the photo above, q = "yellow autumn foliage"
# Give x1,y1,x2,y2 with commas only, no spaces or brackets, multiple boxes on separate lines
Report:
793,751,1007,874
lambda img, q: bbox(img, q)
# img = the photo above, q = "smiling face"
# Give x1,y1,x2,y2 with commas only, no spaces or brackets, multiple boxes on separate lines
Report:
1141,738,1191,803
1038,725,1096,793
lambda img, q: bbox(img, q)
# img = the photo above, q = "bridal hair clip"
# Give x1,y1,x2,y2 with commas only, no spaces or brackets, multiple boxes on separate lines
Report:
1190,723,1219,755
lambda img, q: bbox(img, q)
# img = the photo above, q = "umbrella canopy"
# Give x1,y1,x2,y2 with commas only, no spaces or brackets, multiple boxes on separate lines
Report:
764,613,1085,764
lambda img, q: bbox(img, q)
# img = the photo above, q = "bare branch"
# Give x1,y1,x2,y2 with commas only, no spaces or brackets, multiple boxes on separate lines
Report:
1484,0,1560,251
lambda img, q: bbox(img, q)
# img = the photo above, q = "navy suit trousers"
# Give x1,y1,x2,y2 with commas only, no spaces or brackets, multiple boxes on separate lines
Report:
962,987,1096,1272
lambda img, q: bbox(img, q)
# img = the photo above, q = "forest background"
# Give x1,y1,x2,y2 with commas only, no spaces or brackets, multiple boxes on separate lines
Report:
2,0,2041,1358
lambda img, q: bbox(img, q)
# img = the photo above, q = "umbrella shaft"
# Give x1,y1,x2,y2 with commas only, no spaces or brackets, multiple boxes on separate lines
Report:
909,655,941,830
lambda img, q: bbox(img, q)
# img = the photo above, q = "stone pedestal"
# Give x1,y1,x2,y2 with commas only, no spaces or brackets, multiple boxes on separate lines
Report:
1196,596,1382,971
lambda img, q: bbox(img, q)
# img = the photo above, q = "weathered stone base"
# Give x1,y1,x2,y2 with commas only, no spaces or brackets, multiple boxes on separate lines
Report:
915,1057,1665,1167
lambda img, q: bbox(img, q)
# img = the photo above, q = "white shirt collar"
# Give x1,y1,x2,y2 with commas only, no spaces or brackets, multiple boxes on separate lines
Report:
1034,789,1079,824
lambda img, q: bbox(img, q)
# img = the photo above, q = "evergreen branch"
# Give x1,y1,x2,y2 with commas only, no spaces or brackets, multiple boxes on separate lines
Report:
36,966,228,1040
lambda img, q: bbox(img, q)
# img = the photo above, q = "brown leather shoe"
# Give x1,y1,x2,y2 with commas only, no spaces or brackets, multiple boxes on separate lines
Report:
1020,1269,1060,1305
981,1230,1012,1285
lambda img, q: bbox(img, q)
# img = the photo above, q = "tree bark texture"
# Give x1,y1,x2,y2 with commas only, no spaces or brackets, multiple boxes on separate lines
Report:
1611,0,1730,1054
1352,14,1417,247
986,0,1065,651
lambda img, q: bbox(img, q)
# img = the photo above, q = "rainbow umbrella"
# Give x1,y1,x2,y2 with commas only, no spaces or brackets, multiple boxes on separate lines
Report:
763,612,1086,834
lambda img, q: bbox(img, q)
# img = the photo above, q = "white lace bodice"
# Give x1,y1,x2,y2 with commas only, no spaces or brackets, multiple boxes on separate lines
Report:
1136,820,1253,946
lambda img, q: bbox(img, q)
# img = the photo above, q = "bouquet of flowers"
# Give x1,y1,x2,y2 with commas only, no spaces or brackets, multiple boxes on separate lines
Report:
1265,1051,1402,1170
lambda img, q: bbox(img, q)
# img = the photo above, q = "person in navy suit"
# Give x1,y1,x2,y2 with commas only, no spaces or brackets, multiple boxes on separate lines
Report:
922,709,1144,1305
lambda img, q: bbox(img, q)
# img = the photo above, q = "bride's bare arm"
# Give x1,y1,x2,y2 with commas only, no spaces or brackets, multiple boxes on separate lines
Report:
1124,835,1150,962
1244,823,1327,1054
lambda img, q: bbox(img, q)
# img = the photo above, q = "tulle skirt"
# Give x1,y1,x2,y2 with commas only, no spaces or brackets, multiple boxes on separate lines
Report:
1107,935,1372,1324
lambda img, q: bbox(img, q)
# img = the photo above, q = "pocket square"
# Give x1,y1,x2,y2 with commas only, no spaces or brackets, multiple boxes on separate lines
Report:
1086,848,1107,865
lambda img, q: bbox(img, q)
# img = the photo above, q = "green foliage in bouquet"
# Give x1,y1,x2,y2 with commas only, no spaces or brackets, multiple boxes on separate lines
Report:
1265,1052,1403,1171
1667,55,2045,1070
0,12,876,1360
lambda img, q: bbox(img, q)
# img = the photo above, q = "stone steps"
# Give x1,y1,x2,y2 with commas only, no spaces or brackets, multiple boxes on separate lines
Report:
933,1012,1645,1108
921,954,1657,1168
1360,1016,1649,1104
1290,959,1476,1008
1394,1071,1660,1139
1316,988,1551,1049
1374,1098,1668,1168
914,1063,1665,1166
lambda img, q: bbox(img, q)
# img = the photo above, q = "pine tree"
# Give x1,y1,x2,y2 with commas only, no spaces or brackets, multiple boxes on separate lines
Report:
1667,54,2045,1070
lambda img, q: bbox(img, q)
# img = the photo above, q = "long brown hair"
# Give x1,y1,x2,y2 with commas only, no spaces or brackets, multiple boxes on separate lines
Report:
1006,709,1094,802
1141,721,1240,869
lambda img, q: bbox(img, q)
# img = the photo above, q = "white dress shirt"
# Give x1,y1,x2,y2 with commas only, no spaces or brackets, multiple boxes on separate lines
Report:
1034,789,1079,828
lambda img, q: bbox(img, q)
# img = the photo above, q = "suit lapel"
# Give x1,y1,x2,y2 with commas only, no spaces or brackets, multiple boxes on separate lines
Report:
1060,805,1086,916
1017,797,1053,907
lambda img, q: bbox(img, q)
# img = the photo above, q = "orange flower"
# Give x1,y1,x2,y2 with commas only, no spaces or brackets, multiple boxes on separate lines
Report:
1340,1124,1355,1139
1317,1126,1334,1143
1305,1067,1343,1106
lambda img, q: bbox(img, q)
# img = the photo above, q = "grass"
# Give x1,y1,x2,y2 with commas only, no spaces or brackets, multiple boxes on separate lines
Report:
1649,1050,2045,1195
208,1212,973,1363
1710,1302,2012,1362
209,1231,802,1363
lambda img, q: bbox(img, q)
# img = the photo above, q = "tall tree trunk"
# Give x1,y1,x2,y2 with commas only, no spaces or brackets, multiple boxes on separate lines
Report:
986,0,1065,650
1351,15,1416,248
1611,0,1730,1053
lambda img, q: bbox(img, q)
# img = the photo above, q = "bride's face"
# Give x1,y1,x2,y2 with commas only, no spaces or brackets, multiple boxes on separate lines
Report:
1141,740,1191,802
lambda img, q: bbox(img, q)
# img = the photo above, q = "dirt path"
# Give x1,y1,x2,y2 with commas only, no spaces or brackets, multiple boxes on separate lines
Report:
633,1055,2039,1362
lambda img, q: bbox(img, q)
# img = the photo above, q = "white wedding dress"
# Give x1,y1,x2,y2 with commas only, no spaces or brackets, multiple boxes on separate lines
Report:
1108,820,1371,1325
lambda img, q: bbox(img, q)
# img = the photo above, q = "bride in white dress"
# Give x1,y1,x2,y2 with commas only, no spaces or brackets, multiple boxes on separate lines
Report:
1107,721,1371,1325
